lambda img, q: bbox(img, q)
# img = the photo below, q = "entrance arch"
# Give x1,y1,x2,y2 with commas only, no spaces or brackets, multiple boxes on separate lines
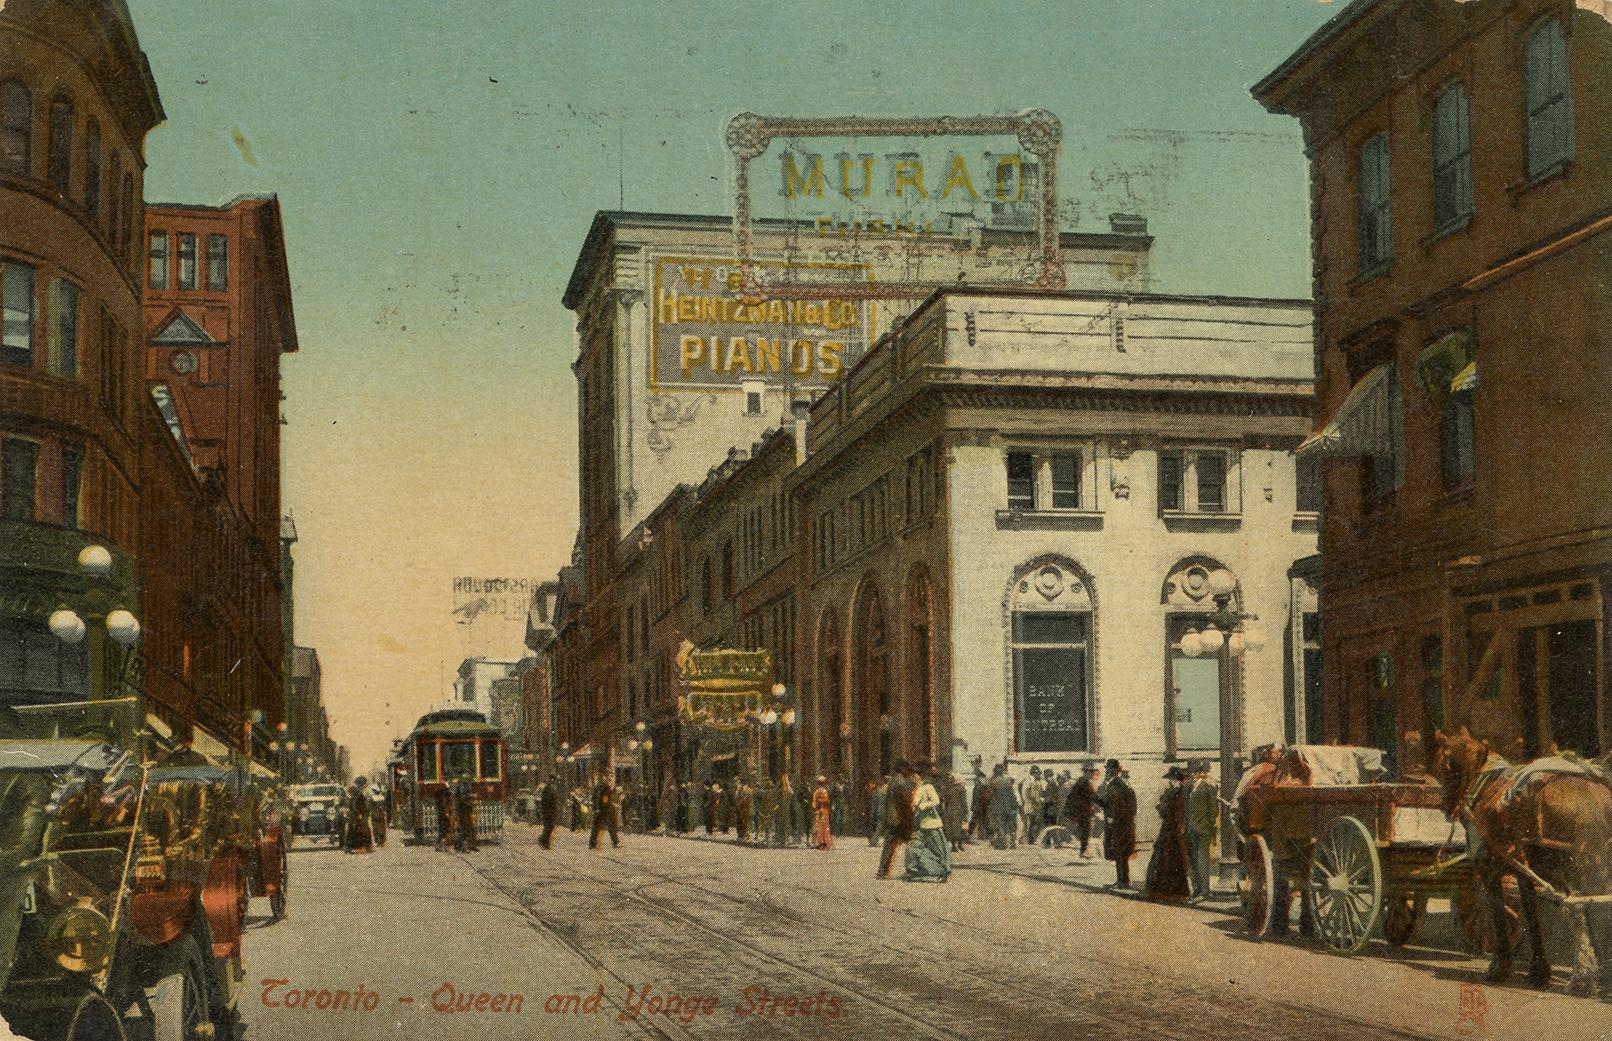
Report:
852,580,892,788
817,608,845,781
907,567,937,764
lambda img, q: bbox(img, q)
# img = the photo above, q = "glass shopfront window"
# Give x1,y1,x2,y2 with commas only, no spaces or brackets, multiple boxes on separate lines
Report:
1011,611,1089,752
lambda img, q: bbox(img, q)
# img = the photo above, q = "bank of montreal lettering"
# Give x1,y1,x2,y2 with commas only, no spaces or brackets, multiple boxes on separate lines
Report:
650,255,875,393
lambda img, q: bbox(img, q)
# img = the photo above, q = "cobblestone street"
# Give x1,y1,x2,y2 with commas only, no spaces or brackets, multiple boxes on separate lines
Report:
237,826,1612,1041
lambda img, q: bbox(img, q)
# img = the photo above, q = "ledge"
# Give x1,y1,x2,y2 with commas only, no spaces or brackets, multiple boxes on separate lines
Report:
1291,512,1319,534
1161,511,1242,532
995,509,1105,532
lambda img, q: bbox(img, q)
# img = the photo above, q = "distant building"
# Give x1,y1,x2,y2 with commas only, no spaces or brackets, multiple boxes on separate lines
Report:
1254,0,1612,765
0,0,163,719
454,656,524,721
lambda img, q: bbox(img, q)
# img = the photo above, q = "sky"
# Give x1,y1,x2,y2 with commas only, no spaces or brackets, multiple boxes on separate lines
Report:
124,0,1343,775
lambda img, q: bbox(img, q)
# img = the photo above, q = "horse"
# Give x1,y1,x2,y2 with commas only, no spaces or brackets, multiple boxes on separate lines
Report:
1430,728,1612,996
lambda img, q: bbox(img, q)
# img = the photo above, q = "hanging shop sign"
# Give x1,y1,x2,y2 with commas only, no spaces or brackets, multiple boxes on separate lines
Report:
679,648,772,733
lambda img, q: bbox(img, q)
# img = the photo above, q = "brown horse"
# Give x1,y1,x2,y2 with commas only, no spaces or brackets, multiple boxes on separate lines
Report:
1431,729,1612,996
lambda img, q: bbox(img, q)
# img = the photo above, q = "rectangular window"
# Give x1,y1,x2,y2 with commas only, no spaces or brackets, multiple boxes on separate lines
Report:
1362,371,1403,508
1432,83,1474,231
1440,387,1476,489
2,438,39,522
1170,617,1222,752
1006,450,1035,511
1196,452,1226,512
478,739,501,781
1525,18,1574,180
1158,450,1184,511
1357,131,1392,273
47,279,78,379
2,261,35,367
177,233,197,290
1296,453,1322,513
61,445,82,528
148,232,168,290
1050,452,1081,509
1011,611,1089,753
206,234,228,291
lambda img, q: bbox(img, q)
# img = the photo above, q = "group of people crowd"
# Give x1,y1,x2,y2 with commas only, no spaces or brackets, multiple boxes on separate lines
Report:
516,756,1223,899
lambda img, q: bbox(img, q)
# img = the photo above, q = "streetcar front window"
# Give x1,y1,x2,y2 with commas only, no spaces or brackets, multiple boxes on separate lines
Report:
478,740,500,781
443,742,475,781
416,744,438,782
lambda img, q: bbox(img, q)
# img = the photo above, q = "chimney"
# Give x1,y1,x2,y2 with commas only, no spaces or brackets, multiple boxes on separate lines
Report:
1108,212,1148,236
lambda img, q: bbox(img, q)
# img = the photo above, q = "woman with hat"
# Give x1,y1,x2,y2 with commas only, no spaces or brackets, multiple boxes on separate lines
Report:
904,762,950,882
811,775,833,849
1144,766,1192,903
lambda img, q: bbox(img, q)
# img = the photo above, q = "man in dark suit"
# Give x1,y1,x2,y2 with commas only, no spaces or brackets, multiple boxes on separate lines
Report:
876,762,917,879
538,781,559,849
589,778,620,849
1096,758,1136,889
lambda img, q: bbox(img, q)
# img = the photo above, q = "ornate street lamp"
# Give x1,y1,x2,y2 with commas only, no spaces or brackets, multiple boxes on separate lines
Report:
1177,567,1264,889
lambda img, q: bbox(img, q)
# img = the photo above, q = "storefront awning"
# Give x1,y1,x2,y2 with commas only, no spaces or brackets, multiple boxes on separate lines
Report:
1297,363,1396,458
1450,360,1477,393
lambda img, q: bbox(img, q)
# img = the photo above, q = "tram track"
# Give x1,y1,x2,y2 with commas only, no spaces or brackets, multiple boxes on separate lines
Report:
456,833,1442,1041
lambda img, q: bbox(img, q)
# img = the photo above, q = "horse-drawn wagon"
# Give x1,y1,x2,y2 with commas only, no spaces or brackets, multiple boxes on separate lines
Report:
1238,745,1490,955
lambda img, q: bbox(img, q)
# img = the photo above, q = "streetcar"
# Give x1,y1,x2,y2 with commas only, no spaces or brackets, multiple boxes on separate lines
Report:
395,709,507,844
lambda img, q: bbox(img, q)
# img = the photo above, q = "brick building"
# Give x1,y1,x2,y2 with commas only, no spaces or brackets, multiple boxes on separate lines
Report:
139,195,297,758
0,0,163,719
1255,0,1612,765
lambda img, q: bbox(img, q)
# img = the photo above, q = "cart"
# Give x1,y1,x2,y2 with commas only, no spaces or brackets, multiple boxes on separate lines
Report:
1237,745,1491,955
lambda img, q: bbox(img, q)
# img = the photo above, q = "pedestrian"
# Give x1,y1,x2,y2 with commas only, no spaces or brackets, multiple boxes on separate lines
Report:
568,787,583,832
705,782,720,835
453,776,479,852
969,767,989,842
1145,767,1191,903
812,775,833,850
1020,765,1045,845
345,777,375,853
1066,764,1099,858
905,763,951,882
876,762,917,879
1185,760,1219,902
773,774,795,847
1042,771,1066,845
941,772,969,852
680,781,696,834
539,780,559,849
1096,759,1136,889
434,784,455,851
736,777,753,844
869,775,890,847
589,777,621,849
794,781,811,846
986,763,1017,849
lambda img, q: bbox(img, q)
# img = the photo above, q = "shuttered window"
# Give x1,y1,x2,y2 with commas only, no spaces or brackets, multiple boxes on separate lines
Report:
1432,83,1473,231
1524,18,1573,179
1356,132,1392,273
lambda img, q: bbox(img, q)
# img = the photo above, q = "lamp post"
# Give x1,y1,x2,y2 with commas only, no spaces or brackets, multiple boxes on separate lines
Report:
1176,567,1265,889
47,544,142,704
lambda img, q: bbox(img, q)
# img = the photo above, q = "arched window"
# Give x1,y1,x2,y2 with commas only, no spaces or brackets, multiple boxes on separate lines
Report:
47,95,73,194
818,609,844,780
0,80,31,176
83,121,101,220
120,172,134,268
852,582,891,781
105,152,121,248
1431,82,1472,231
907,567,936,761
1161,559,1244,757
1524,17,1573,179
1007,560,1093,753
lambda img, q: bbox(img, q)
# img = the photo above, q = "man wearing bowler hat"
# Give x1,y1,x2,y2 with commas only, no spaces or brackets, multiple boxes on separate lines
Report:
1066,763,1101,858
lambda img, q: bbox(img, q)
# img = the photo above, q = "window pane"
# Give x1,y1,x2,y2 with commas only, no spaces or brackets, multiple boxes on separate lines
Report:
1051,452,1080,509
2,438,39,521
206,234,228,290
62,446,82,527
0,81,30,175
417,744,439,782
1357,133,1392,269
83,123,101,220
1014,646,1088,752
1006,450,1035,510
1158,451,1183,511
443,742,475,780
1440,389,1476,488
1525,20,1573,177
1197,452,1226,512
1172,654,1221,751
1433,85,1473,229
1296,453,1321,512
47,96,72,193
2,261,35,366
177,234,197,289
148,232,168,289
50,280,78,378
1013,611,1087,645
478,739,500,780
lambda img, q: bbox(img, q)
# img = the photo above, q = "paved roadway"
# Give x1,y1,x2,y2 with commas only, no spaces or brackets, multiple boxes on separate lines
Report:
236,823,1612,1041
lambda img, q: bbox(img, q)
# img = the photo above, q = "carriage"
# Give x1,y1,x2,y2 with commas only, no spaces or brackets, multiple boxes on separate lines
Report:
395,709,507,845
1237,745,1493,955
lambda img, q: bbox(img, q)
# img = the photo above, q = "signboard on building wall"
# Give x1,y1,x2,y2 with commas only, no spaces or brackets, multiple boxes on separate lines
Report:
451,577,540,659
724,110,1064,301
650,254,875,393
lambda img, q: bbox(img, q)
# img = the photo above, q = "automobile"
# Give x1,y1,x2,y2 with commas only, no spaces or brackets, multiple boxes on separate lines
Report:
290,783,347,843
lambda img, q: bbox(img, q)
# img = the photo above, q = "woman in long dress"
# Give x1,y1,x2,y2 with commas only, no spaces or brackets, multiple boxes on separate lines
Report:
905,764,951,882
1145,767,1193,902
812,776,833,849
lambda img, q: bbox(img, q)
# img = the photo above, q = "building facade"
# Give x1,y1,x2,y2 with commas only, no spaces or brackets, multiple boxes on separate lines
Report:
1255,0,1612,767
0,0,163,718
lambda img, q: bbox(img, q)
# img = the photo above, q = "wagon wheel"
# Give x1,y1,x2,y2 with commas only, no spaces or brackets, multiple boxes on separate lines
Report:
1382,891,1427,947
1243,835,1275,938
1304,816,1383,954
269,843,288,921
1455,872,1522,954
